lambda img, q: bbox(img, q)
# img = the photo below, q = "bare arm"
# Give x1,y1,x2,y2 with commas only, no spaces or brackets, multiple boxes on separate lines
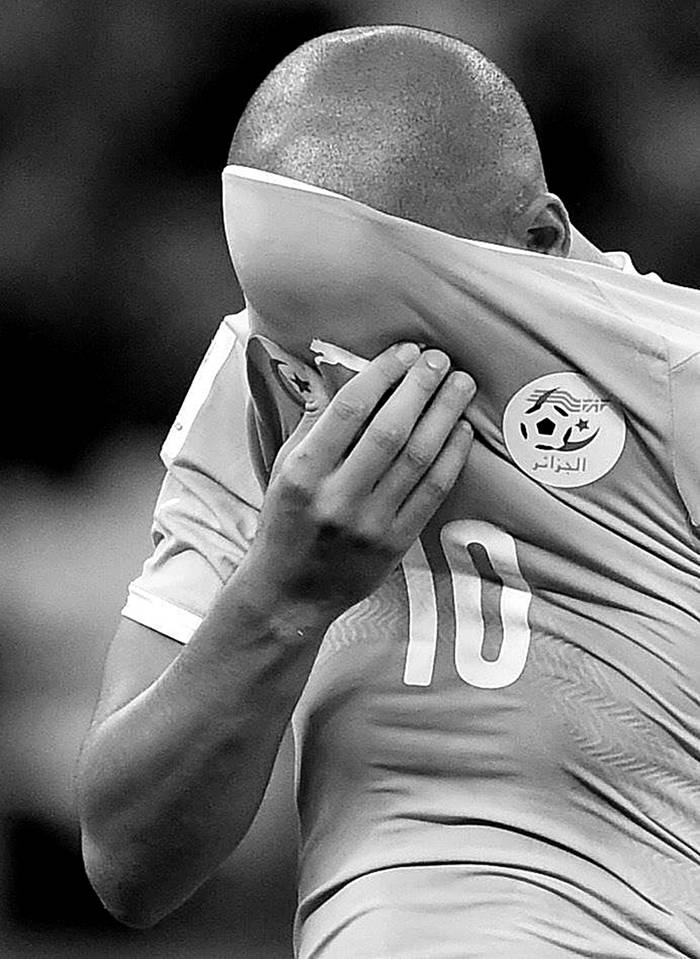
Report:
77,343,475,927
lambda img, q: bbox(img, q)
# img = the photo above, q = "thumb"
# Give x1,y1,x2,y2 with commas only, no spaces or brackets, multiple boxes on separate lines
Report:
270,390,330,483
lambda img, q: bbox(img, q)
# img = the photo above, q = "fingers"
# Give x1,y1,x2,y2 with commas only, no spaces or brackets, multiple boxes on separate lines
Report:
288,341,421,475
368,368,475,506
394,419,474,541
277,338,476,547
333,348,461,491
270,394,329,484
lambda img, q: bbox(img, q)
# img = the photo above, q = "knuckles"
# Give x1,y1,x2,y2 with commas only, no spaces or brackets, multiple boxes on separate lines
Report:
420,473,453,501
402,441,434,471
331,396,369,423
274,452,316,503
312,498,394,554
367,423,407,455
311,496,355,535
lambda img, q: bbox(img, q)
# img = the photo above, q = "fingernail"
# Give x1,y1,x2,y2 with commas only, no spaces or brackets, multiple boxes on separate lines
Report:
451,371,476,399
424,349,449,372
396,342,421,364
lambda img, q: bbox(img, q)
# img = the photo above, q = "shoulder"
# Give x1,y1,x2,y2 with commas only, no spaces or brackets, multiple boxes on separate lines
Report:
668,350,700,530
222,308,251,346
600,250,662,283
161,309,251,469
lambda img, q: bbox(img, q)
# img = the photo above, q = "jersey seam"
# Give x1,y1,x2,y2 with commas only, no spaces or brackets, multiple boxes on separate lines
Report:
122,585,204,643
126,581,207,622
666,350,699,528
589,275,696,529
669,349,700,374
161,318,242,467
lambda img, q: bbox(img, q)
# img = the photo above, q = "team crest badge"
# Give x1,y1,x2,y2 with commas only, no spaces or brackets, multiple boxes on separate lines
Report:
247,334,322,409
269,356,313,407
502,372,626,488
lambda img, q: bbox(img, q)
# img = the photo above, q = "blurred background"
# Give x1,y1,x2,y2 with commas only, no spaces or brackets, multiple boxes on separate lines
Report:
1,0,698,955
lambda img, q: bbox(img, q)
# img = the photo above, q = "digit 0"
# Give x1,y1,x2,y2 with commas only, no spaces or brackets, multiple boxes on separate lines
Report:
402,521,532,689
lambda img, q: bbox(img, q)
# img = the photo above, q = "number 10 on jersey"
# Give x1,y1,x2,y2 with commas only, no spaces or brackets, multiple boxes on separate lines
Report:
401,520,532,689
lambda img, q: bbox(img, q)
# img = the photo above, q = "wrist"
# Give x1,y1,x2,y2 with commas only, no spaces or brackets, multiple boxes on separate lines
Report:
224,561,343,646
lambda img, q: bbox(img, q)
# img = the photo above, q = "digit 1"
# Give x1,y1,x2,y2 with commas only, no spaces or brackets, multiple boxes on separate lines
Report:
401,538,438,686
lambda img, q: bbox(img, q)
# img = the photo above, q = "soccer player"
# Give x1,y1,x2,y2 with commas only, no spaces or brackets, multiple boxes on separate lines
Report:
77,25,700,958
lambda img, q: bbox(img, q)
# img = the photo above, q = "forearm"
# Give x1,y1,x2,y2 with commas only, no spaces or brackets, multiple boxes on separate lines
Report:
79,342,474,927
79,573,334,927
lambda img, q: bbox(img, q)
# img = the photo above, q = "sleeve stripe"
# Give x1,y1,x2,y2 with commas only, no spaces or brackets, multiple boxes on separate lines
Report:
161,320,238,467
121,585,203,644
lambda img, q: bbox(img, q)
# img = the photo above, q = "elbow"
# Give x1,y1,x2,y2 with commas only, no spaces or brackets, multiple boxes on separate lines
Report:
100,878,167,931
104,899,164,931
81,833,175,930
77,767,176,928
111,906,167,931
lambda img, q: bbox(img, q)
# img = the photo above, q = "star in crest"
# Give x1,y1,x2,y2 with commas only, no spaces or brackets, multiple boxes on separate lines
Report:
290,372,311,393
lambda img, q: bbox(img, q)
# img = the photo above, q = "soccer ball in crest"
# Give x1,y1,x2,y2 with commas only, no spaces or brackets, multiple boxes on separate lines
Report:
502,372,627,489
518,387,600,453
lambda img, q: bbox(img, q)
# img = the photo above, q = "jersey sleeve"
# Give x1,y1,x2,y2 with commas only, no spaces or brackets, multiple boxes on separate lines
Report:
669,349,700,530
121,312,263,643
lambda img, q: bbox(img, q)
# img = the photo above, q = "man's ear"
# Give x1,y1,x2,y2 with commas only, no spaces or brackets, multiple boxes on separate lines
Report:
511,193,572,257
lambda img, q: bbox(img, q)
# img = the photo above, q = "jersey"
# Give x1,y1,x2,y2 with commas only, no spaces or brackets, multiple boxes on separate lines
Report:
123,165,700,958
122,313,261,642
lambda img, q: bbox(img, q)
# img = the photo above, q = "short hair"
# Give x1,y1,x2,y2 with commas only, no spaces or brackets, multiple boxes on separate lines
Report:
229,25,546,240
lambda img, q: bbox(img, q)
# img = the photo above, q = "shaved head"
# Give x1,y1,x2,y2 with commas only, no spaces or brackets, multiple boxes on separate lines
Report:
229,25,549,244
